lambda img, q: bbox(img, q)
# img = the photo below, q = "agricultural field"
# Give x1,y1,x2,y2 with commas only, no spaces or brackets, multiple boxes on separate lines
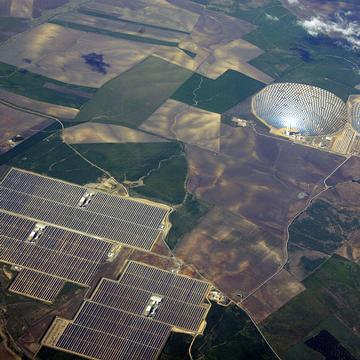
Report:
75,56,193,127
0,23,161,88
0,102,53,154
171,70,265,113
63,122,168,144
175,125,344,299
140,99,221,152
0,89,79,120
261,255,360,359
0,62,96,108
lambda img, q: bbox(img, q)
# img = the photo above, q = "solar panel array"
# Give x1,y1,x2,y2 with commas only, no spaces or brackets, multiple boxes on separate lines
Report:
92,261,210,332
348,97,360,133
0,211,114,286
45,261,211,360
0,168,169,250
9,269,65,303
252,82,347,136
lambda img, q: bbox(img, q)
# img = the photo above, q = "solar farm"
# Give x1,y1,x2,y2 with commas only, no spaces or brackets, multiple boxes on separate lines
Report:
0,167,170,250
43,261,211,360
0,165,212,359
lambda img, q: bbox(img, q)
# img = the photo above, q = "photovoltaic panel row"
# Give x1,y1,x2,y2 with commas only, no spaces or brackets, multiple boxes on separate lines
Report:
91,280,151,315
9,269,65,303
87,192,167,229
0,211,113,285
1,168,85,206
120,262,210,304
0,187,160,249
92,279,208,332
1,168,168,230
0,168,169,249
55,302,171,360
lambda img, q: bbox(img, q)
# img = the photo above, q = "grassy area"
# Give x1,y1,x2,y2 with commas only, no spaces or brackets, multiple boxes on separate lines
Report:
0,62,96,108
159,333,192,360
262,255,360,357
171,71,265,114
78,7,190,35
37,347,87,360
73,141,183,182
133,154,188,204
0,17,29,42
6,132,104,185
50,19,179,47
193,0,360,100
192,302,277,360
75,56,193,127
165,194,211,250
289,199,360,254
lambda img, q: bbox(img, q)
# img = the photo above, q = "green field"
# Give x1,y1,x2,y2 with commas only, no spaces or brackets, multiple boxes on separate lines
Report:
133,154,188,204
159,333,192,360
165,194,211,250
192,302,277,360
171,70,265,114
289,199,359,254
74,56,193,127
50,19,179,47
0,62,96,108
73,142,183,182
262,255,360,358
192,0,360,100
6,132,104,185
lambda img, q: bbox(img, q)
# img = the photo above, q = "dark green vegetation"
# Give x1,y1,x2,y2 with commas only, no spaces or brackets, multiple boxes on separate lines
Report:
133,154,187,204
262,255,360,359
37,347,86,360
0,122,60,166
241,2,360,100
171,71,265,114
192,0,360,100
0,17,29,42
289,199,359,254
73,142,183,182
192,302,277,360
165,194,211,250
159,333,192,360
6,132,103,185
50,19,179,47
0,62,96,108
75,56,193,127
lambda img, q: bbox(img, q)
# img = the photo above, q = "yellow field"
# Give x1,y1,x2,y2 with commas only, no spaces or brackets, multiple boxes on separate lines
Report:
63,122,168,144
140,99,221,152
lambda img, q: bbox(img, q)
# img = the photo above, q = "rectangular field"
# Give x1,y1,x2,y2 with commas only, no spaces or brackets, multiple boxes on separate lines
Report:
0,168,170,250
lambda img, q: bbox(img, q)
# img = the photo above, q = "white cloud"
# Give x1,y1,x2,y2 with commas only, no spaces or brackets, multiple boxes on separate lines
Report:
265,13,279,22
298,13,360,51
286,0,299,4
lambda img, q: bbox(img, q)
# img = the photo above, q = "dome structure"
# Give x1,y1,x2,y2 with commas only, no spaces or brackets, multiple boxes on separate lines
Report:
348,96,360,133
251,83,347,136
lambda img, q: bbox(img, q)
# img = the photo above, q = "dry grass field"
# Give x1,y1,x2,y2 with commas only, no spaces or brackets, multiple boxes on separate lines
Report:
0,23,157,87
82,0,200,33
0,102,52,153
0,89,78,120
242,269,305,323
63,122,168,144
140,99,221,152
175,125,344,300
